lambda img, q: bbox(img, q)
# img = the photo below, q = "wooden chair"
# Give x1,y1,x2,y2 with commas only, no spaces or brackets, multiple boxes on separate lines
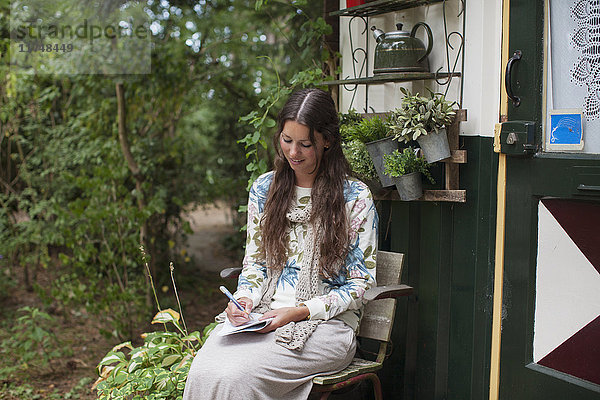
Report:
220,250,414,400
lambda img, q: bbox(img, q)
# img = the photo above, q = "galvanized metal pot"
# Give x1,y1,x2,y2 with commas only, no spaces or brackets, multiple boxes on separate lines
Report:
393,172,423,201
365,136,398,188
417,128,451,163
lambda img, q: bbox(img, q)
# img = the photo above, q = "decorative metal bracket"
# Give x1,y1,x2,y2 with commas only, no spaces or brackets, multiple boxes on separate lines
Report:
342,16,369,111
336,0,466,110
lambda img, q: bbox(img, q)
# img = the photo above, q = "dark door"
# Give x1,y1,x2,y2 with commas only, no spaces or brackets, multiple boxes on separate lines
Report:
497,0,600,398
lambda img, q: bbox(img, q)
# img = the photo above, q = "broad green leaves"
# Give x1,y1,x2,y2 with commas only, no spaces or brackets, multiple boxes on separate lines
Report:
94,320,218,400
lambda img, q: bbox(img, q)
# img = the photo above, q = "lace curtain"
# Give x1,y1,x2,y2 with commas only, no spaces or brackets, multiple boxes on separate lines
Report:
546,0,600,153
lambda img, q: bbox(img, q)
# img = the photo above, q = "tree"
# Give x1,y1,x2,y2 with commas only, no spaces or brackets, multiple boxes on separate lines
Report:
0,0,330,339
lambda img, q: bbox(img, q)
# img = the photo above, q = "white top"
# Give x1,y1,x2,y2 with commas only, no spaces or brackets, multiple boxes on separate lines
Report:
234,171,378,331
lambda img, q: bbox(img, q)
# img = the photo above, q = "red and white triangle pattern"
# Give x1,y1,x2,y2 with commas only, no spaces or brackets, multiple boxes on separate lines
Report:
533,199,600,385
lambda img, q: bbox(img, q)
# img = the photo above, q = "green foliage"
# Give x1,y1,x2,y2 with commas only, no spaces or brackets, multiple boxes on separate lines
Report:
94,252,216,399
383,148,435,184
238,1,337,191
339,112,386,183
238,59,290,191
342,115,392,144
298,17,334,60
0,307,71,379
0,382,40,400
0,0,332,396
0,0,328,341
342,139,379,182
0,69,209,337
1,376,97,400
94,309,218,400
339,109,363,131
0,254,15,300
64,377,95,399
389,87,456,143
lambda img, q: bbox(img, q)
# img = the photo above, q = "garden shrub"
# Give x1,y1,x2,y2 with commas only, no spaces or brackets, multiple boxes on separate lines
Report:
94,309,217,400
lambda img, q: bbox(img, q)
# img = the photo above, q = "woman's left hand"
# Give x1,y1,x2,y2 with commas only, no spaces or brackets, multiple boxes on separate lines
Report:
256,306,310,333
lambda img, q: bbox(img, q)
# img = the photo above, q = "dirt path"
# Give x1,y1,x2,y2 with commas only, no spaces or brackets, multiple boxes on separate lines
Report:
178,203,239,337
184,203,239,272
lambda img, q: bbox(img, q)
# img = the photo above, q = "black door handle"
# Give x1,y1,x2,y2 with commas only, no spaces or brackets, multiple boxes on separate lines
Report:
505,50,522,107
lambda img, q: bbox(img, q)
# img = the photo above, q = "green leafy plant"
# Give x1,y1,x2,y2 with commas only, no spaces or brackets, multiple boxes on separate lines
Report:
239,58,291,192
0,306,71,378
94,309,217,400
339,109,363,133
94,253,218,400
389,87,456,143
339,111,381,183
342,139,379,182
239,60,336,194
239,2,338,193
383,148,435,184
342,115,391,144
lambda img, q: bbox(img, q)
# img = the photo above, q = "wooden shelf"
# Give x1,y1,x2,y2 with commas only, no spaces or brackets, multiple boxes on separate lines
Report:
375,188,467,202
331,0,445,17
319,72,461,87
373,109,468,203
443,150,467,164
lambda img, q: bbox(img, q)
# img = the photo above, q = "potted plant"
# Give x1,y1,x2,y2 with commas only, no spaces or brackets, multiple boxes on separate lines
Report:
342,114,397,187
342,139,381,191
389,87,456,163
383,147,434,201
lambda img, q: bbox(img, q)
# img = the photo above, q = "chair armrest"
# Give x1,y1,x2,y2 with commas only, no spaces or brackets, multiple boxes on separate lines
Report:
220,267,242,279
364,284,414,301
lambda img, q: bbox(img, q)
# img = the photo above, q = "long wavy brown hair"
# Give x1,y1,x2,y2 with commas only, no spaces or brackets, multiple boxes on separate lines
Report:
259,88,351,277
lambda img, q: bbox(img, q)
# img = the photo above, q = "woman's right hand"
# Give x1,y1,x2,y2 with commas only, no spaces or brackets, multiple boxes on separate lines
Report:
225,297,253,326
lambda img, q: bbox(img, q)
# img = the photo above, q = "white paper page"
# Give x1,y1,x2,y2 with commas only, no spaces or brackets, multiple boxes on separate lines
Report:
218,313,274,336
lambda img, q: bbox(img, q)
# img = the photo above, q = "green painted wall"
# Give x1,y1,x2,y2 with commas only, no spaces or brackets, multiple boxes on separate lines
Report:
375,135,498,399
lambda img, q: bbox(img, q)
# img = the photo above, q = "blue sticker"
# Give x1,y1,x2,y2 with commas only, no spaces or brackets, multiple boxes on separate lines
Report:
549,113,583,145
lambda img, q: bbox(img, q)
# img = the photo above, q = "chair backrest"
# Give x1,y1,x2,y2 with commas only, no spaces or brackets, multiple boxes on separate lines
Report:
358,250,405,343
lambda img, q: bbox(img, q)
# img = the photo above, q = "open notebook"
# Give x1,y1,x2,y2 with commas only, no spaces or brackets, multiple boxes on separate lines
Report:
218,313,275,336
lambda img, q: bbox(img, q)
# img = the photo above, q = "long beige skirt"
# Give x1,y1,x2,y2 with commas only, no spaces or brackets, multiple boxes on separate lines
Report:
183,319,356,400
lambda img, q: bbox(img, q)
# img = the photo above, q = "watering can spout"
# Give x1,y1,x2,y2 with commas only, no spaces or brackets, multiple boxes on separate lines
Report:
370,26,385,42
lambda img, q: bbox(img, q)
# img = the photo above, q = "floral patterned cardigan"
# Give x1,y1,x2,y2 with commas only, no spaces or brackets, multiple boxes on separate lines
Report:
233,171,378,331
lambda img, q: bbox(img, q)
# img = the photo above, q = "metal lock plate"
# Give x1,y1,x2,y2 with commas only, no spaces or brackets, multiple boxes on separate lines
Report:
499,121,537,155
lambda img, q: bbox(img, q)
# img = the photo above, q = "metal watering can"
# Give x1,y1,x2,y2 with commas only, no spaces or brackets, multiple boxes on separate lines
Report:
371,22,433,73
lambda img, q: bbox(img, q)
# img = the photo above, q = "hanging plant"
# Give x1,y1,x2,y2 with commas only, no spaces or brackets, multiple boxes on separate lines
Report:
388,87,456,143
383,148,434,183
383,148,434,201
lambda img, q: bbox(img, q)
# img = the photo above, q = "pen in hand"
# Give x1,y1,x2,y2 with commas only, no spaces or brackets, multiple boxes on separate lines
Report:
219,286,249,316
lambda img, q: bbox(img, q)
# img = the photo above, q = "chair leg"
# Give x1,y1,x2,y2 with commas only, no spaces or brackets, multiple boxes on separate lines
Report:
312,373,383,399
366,373,383,400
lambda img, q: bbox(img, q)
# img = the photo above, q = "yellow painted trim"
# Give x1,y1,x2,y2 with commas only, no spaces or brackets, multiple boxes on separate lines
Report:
541,0,549,149
490,0,511,399
489,153,507,400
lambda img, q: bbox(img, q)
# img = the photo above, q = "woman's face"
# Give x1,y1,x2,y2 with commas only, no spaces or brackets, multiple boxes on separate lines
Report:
279,120,329,188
